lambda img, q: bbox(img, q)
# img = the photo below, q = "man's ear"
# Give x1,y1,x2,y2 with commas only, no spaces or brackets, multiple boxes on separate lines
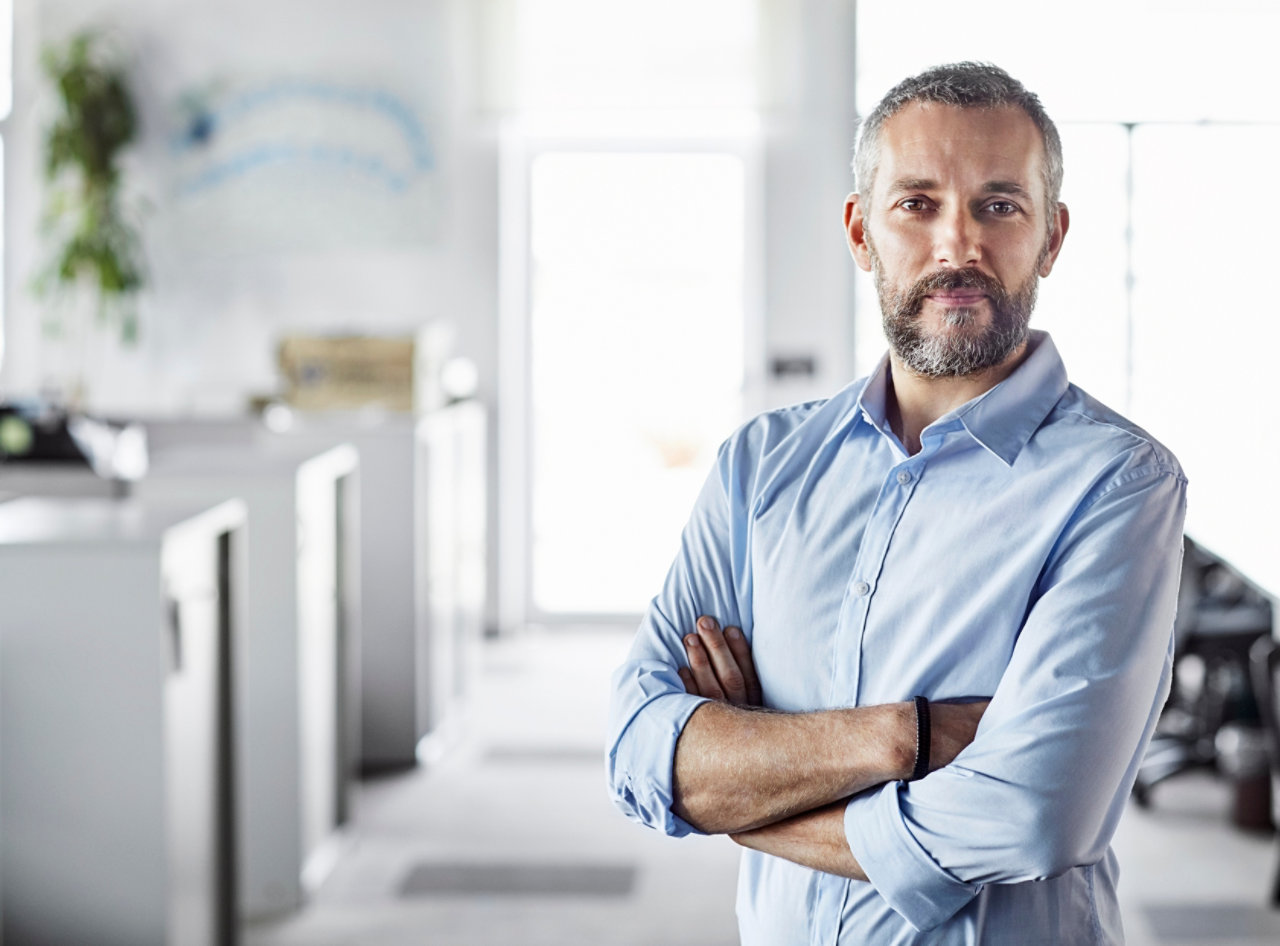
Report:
1038,202,1070,277
845,193,873,272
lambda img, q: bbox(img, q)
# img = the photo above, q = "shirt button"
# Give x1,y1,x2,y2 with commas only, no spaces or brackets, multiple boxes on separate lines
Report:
853,580,871,597
897,470,912,485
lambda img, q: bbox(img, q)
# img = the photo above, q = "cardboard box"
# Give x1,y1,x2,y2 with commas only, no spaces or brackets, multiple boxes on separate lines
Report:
279,335,417,412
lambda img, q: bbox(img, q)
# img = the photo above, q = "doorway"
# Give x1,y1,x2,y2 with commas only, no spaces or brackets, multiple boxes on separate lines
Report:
500,137,761,625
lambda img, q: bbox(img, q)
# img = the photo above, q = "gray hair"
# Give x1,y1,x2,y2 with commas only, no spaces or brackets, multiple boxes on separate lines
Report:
853,62,1063,218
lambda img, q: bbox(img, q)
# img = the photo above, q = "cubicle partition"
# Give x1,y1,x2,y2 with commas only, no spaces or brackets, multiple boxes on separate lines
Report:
137,441,361,918
0,498,246,946
415,402,487,746
143,406,486,780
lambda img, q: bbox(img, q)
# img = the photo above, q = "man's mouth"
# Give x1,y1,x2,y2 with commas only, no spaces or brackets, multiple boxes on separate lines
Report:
926,290,988,306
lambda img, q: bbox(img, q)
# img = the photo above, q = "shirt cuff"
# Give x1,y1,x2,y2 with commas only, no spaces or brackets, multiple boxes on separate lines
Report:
844,781,981,931
608,674,710,837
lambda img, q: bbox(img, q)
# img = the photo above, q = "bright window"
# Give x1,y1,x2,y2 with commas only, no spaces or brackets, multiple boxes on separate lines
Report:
857,0,1280,123
528,151,747,614
1129,125,1280,594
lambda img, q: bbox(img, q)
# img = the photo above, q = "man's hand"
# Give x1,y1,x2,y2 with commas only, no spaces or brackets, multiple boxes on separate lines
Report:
928,700,987,771
677,615,762,706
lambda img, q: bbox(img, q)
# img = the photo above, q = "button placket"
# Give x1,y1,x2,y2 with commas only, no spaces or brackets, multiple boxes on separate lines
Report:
833,461,925,704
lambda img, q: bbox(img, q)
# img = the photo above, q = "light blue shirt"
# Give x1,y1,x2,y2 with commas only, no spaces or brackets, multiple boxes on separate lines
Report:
606,331,1187,945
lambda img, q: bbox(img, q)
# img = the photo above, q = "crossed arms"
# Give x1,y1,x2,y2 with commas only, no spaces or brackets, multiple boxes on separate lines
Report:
672,616,986,879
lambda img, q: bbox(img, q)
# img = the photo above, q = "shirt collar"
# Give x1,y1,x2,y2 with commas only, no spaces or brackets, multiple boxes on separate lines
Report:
851,330,1069,467
854,354,892,432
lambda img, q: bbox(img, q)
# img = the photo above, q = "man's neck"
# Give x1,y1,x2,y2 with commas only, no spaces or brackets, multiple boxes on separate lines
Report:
885,343,1028,455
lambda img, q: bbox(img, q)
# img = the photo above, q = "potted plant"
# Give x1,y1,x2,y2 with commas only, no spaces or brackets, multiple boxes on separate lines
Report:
35,28,145,406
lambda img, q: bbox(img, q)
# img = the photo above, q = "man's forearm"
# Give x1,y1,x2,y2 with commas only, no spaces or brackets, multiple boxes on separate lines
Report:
671,699,913,834
731,802,868,880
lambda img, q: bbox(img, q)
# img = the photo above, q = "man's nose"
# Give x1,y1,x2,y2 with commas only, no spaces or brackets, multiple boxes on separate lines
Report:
934,207,981,267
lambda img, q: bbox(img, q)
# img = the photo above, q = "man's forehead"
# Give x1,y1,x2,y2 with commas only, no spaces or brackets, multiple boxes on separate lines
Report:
876,102,1045,190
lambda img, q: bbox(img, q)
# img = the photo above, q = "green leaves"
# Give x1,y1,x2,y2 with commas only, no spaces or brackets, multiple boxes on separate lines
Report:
37,29,144,341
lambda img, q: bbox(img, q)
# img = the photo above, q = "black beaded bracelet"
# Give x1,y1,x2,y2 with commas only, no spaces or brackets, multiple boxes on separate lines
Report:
910,695,931,782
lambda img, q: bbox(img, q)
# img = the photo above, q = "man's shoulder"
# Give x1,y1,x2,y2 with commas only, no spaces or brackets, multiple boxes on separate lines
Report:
713,380,867,493
731,397,829,447
723,378,867,460
1040,383,1186,483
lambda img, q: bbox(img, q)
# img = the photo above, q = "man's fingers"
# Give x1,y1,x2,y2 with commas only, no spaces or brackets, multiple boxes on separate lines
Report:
696,616,749,704
684,634,725,700
681,615,762,706
723,626,763,705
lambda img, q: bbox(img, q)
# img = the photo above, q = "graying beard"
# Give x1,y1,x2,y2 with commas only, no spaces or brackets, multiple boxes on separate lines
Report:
866,230,1045,379
895,310,1030,378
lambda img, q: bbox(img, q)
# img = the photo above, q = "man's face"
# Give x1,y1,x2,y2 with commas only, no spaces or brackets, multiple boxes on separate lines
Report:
845,102,1068,378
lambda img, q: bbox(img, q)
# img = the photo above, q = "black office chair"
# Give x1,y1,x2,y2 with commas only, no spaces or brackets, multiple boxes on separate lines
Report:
1249,635,1280,907
1132,538,1273,807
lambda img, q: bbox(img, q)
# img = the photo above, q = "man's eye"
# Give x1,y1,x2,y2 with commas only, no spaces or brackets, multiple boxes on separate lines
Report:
987,201,1018,215
899,198,928,211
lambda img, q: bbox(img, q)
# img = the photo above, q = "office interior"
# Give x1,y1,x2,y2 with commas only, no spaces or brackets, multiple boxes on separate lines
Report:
0,1,1277,943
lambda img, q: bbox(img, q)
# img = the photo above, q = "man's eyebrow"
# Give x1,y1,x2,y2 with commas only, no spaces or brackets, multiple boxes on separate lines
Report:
885,177,936,195
983,180,1033,199
884,178,1035,200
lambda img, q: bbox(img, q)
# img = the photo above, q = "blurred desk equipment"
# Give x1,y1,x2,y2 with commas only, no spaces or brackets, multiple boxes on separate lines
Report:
137,441,361,920
0,497,245,946
0,397,147,497
1134,538,1274,814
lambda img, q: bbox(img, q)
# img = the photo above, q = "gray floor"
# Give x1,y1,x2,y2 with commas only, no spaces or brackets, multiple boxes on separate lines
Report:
247,628,1280,946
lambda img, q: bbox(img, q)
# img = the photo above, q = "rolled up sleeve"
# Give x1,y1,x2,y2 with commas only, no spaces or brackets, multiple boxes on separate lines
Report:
846,463,1187,931
606,438,752,836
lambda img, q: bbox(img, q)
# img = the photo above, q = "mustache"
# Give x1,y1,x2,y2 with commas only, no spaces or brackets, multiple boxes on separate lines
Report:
901,268,1008,313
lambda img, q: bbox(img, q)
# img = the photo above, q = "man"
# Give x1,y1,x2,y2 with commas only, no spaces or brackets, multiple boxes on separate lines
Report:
606,62,1186,944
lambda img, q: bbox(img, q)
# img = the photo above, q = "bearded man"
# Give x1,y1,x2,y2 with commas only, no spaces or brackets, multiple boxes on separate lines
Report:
607,62,1186,944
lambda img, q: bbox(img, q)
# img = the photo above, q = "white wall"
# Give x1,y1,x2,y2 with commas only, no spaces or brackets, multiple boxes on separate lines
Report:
2,0,497,415
2,0,862,408
1,0,863,627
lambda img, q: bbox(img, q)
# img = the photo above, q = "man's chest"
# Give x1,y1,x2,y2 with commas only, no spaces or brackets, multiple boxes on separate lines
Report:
744,445,1080,711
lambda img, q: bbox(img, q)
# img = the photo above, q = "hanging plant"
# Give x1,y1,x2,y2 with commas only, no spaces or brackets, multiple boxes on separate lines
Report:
36,29,145,343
